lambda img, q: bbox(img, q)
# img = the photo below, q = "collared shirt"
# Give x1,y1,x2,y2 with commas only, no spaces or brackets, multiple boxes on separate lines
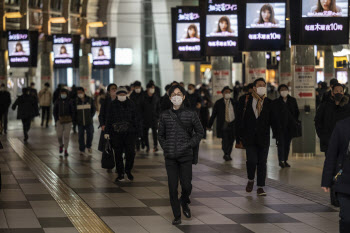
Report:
225,99,235,122
252,98,264,119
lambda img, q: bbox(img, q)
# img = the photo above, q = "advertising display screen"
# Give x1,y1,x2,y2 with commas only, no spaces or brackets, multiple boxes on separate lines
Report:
53,34,74,68
8,30,31,67
91,38,112,68
240,0,286,51
172,6,202,61
201,0,239,56
291,0,349,45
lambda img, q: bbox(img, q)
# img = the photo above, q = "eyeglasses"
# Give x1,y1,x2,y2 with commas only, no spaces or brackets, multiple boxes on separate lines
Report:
170,93,184,97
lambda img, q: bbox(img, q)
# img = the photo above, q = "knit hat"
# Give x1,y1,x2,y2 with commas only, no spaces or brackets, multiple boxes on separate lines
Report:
116,86,128,95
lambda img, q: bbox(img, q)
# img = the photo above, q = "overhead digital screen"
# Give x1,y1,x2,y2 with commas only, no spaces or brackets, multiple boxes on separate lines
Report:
8,30,31,67
53,34,74,68
240,0,286,51
201,0,239,56
172,6,202,61
91,38,112,68
291,0,349,45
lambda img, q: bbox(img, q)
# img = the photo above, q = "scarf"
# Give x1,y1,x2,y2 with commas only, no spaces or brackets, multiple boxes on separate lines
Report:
252,91,265,117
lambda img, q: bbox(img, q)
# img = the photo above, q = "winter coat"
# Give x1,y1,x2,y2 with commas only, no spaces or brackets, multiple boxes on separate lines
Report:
130,91,145,114
53,98,75,122
12,94,39,120
315,96,350,152
160,94,172,112
158,107,204,161
74,95,96,126
105,99,141,136
272,95,299,138
39,88,52,107
208,98,238,138
98,96,112,127
322,117,350,195
0,90,11,114
236,95,277,148
141,94,161,128
187,92,202,111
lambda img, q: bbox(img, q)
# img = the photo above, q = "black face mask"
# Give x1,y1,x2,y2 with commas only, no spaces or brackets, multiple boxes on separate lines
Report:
334,93,343,102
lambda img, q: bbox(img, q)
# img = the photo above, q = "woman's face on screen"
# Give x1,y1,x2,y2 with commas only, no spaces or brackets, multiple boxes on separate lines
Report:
320,0,331,10
188,28,196,37
261,10,271,22
219,20,228,31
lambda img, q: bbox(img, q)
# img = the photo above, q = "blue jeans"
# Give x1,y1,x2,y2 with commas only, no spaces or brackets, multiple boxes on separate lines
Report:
338,193,350,233
78,124,94,152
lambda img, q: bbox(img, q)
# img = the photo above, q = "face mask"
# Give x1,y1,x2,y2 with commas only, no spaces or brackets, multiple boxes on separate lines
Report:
188,89,194,95
61,94,67,99
118,96,127,102
224,93,231,99
171,96,183,106
149,88,155,94
334,93,343,102
280,91,289,98
256,87,266,96
78,94,84,99
135,88,141,94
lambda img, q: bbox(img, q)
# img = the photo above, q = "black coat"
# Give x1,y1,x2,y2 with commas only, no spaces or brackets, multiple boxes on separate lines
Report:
160,94,172,112
99,96,112,127
272,95,299,138
158,107,204,161
208,98,237,138
130,91,145,114
0,90,11,114
141,94,160,128
74,96,96,126
12,94,39,120
237,95,277,148
53,98,75,122
187,92,202,111
105,99,141,136
315,96,350,152
322,117,350,195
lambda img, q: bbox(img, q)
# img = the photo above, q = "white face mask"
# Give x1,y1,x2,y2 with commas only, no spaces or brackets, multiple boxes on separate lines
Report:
135,88,141,94
149,88,155,94
118,96,127,102
188,89,194,95
171,96,183,106
256,87,266,96
280,91,289,98
224,93,231,99
78,94,84,99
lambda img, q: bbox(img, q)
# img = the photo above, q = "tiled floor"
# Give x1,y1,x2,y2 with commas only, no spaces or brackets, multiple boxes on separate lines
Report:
0,120,339,233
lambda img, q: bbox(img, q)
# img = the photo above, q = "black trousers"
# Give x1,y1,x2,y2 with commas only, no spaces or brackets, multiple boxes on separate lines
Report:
165,159,192,219
222,123,235,156
41,106,50,126
277,133,292,162
0,110,8,132
22,118,32,137
246,145,269,187
338,193,350,233
143,126,158,148
111,134,136,175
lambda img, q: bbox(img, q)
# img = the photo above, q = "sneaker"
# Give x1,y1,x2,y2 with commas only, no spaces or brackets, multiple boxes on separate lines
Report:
279,161,285,168
115,174,125,182
246,180,254,193
223,154,230,161
284,161,291,167
64,150,69,157
257,188,267,196
87,148,92,153
126,172,134,181
59,146,64,154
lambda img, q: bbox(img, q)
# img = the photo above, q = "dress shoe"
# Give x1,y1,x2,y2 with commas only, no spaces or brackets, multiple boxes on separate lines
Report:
126,172,134,181
172,218,181,225
181,199,191,218
223,154,230,161
279,161,285,168
284,161,291,167
246,180,254,193
257,188,267,196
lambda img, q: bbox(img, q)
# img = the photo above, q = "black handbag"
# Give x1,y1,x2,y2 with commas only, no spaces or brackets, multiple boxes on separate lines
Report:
168,110,200,165
112,121,131,134
101,139,116,169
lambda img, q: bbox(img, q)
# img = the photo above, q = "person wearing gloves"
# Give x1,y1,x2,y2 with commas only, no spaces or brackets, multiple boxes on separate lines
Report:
236,78,277,196
208,86,238,161
53,89,75,157
104,87,141,182
74,87,96,155
272,84,299,168
158,85,204,225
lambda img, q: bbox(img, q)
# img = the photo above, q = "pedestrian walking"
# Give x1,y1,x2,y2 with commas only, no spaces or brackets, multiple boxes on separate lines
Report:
0,83,11,134
38,82,52,128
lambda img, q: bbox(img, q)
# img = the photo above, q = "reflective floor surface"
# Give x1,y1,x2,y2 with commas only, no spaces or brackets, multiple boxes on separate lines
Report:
0,119,338,233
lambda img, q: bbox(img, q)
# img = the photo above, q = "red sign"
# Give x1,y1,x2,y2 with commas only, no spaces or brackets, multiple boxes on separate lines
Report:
295,66,315,72
298,92,313,97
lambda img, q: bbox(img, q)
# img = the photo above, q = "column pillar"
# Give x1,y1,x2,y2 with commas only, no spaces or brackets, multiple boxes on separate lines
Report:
292,45,316,155
0,1,7,86
279,47,292,85
323,46,334,85
245,52,266,84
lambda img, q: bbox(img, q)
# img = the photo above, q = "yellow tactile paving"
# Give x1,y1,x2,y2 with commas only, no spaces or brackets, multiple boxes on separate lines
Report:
8,138,114,233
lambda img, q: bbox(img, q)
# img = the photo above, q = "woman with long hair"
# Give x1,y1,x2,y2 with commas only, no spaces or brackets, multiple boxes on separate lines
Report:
60,45,67,54
257,4,278,25
313,0,341,13
216,16,233,33
15,42,24,52
186,24,199,39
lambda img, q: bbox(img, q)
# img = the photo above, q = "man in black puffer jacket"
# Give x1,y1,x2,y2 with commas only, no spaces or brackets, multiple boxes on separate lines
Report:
158,85,204,226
